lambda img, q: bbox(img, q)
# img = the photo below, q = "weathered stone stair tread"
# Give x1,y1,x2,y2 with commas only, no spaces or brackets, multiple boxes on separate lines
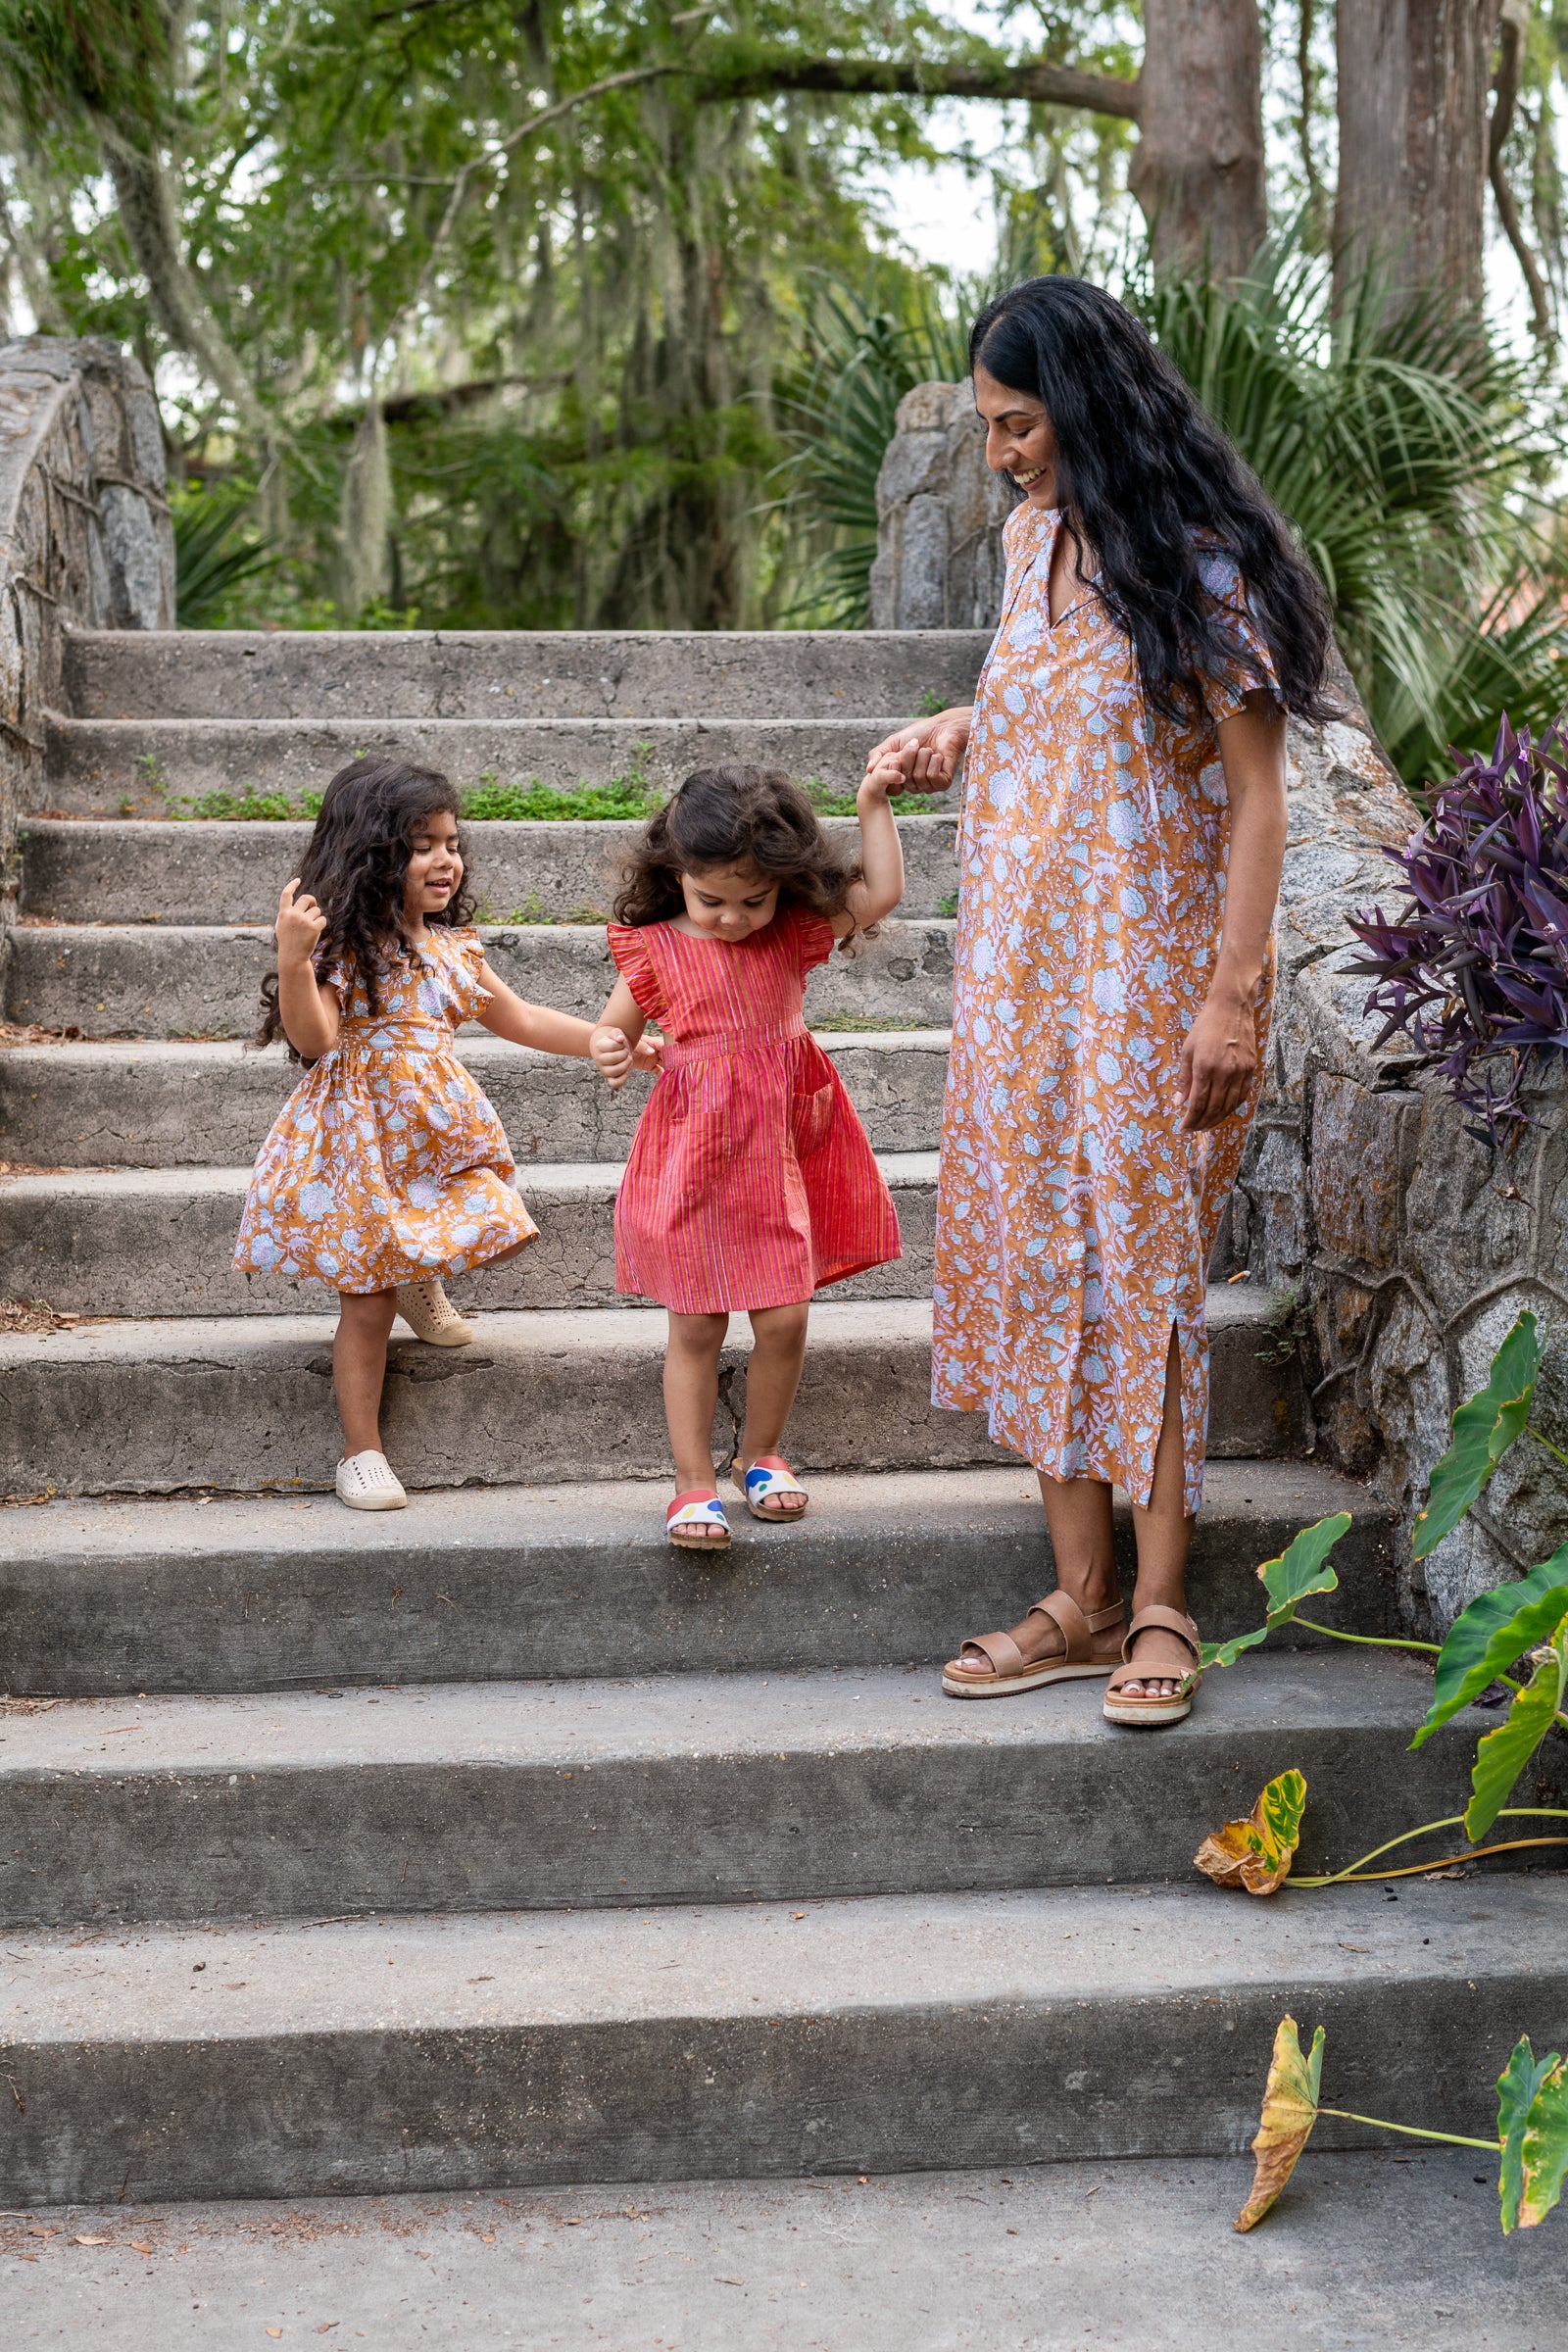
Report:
4,917,956,1033
0,1154,940,1314
20,812,960,924
0,1462,1393,1693
0,1294,1305,1498
4,1878,1563,2203
0,1032,950,1165
62,625,992,721
45,715,937,810
0,1652,1479,1930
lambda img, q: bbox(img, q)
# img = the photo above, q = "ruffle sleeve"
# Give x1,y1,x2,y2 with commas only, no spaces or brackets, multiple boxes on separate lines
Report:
792,907,838,975
1195,546,1283,726
607,922,666,1022
429,926,493,1026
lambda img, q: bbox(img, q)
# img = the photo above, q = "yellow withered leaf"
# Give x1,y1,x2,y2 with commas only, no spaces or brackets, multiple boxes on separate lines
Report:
1194,1769,1307,1896
1235,2016,1325,2231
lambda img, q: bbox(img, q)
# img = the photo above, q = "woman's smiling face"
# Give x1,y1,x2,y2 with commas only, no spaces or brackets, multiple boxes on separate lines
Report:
972,364,1058,505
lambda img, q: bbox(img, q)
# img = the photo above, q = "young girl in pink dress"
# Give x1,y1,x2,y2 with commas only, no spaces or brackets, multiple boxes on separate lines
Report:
588,763,906,1548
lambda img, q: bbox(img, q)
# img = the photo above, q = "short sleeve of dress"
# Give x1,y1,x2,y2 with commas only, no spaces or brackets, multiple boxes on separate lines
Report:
791,907,838,975
1195,546,1283,726
439,926,493,1024
607,922,665,1023
314,950,354,1003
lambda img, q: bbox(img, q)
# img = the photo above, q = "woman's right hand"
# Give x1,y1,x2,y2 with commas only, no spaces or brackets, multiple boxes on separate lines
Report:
862,705,973,795
275,878,327,965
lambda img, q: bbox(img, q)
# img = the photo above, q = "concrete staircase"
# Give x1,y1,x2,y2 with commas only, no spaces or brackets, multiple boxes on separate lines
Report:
0,628,1561,2217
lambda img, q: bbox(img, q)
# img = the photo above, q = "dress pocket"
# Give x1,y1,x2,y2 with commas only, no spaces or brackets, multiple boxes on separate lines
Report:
791,1071,836,1160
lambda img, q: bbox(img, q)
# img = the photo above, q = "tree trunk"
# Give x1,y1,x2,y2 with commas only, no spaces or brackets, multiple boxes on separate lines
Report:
1127,0,1267,278
1334,0,1502,308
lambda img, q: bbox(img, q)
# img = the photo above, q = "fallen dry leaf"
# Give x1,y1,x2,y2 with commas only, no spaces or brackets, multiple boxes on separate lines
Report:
1235,2015,1325,2231
268,2331,282,2340
1195,1770,1307,1896
74,2233,112,2246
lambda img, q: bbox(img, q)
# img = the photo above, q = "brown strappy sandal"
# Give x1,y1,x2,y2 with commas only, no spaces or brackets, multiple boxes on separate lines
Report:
942,1590,1128,1699
1102,1604,1203,1728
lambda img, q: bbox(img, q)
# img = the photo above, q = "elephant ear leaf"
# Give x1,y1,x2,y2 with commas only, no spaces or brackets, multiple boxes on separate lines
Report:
1235,2016,1325,2231
1202,1515,1351,1670
1195,1770,1308,1896
1498,2038,1568,2232
1413,1311,1544,1562
1463,1620,1568,1842
1412,1543,1568,1748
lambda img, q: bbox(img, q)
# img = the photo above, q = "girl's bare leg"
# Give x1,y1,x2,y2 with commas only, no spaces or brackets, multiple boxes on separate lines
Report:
665,1310,730,1542
334,1289,398,1456
739,1301,810,1516
1119,1333,1196,1698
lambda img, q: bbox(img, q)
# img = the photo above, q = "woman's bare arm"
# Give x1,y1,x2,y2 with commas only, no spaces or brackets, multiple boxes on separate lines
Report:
1178,692,1289,1134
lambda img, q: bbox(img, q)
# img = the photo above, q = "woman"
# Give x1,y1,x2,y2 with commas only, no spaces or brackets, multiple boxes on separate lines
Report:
868,274,1334,1727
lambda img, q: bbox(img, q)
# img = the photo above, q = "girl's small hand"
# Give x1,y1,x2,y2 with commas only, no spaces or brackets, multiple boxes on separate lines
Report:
863,707,972,795
275,878,327,965
858,759,906,804
631,1033,663,1076
591,1023,635,1089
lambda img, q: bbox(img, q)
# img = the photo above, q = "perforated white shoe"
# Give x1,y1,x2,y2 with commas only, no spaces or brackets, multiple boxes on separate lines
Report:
335,1449,409,1511
395,1273,474,1347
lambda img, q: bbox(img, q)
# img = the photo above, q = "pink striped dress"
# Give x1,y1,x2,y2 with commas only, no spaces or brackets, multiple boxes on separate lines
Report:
608,906,901,1313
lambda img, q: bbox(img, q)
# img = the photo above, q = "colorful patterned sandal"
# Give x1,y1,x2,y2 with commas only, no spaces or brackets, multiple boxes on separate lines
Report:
942,1591,1127,1698
1102,1605,1203,1727
666,1491,731,1550
733,1455,809,1523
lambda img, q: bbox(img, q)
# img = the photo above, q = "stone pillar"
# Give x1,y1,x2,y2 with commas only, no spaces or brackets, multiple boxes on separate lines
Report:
869,383,1018,631
0,336,173,952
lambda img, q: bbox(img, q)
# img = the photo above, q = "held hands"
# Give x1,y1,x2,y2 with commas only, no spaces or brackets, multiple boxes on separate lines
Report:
862,706,973,796
275,878,327,965
591,1026,662,1090
1178,990,1258,1134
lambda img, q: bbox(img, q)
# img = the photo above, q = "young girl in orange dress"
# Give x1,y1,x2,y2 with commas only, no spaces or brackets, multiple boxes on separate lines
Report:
588,764,906,1549
235,755,654,1511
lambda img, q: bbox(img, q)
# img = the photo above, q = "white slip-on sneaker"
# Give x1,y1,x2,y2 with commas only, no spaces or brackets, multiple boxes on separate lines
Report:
395,1273,474,1347
335,1449,409,1511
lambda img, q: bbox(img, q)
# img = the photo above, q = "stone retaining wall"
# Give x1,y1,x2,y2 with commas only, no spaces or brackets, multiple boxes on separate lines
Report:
0,337,173,941
874,379,1568,1633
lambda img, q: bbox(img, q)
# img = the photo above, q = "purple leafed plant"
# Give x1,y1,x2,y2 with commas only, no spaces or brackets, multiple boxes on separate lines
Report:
1345,717,1568,1146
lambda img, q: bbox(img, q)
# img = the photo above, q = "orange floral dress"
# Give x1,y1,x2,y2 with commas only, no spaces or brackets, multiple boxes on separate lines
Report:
233,925,536,1295
932,506,1278,1512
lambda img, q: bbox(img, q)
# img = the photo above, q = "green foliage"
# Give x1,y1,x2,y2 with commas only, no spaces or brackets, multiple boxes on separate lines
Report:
1413,1311,1544,1561
461,767,661,823
1200,1513,1350,1670
169,787,322,820
1414,1543,1568,1746
173,484,278,628
1465,1622,1568,1841
1499,2038,1568,2233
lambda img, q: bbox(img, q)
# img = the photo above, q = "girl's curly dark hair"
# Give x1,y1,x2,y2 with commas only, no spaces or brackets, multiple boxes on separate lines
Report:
256,756,474,1051
969,274,1336,727
613,766,858,928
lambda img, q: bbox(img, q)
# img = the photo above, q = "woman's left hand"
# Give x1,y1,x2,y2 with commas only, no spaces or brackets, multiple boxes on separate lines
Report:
1178,990,1257,1133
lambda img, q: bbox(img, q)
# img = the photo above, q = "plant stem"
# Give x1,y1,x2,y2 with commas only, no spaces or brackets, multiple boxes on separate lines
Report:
1291,1617,1440,1652
1289,1807,1568,1887
1294,1835,1568,1884
1317,2107,1496,2151
1528,1427,1568,1471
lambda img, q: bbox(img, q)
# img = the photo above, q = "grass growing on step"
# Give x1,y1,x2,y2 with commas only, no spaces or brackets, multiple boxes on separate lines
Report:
167,787,326,821
479,898,611,926
808,1013,930,1033
461,759,661,821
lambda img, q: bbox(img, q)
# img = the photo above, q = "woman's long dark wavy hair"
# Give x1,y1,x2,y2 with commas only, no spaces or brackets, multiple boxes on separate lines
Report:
613,766,858,928
256,756,474,1050
969,275,1336,725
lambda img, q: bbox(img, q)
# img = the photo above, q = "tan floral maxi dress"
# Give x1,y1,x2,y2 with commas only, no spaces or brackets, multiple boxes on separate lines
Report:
931,504,1279,1513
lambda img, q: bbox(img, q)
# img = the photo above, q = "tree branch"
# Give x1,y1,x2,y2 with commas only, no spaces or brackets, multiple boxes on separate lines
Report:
1490,0,1553,344
701,58,1140,121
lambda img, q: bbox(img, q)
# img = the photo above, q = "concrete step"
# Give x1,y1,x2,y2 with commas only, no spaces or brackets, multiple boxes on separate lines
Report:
20,813,961,924
4,2154,1552,2350
18,808,963,917
0,1030,951,1166
62,625,991,722
4,916,956,1035
3,1876,1562,2204
0,1652,1477,1932
44,716,947,814
0,1294,1305,1500
0,1156,940,1315
0,1461,1392,1694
